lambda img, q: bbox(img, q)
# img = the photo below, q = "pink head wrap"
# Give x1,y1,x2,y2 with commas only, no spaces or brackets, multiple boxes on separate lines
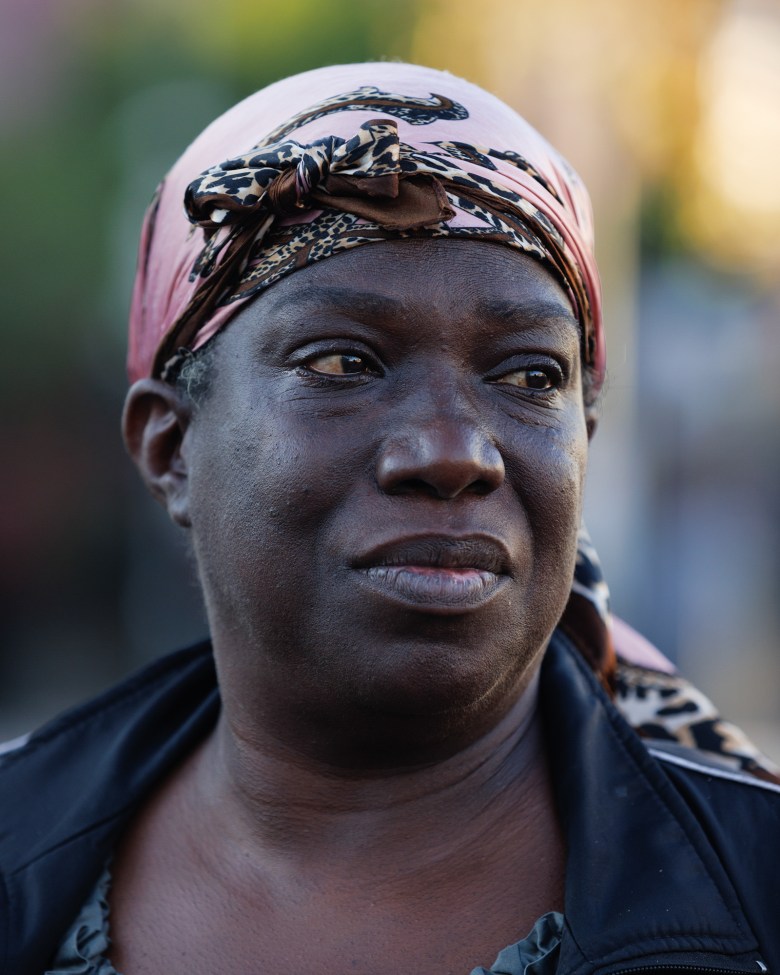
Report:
128,62,604,384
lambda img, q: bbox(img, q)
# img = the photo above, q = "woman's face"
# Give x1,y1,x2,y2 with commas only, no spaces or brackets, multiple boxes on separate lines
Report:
179,239,589,743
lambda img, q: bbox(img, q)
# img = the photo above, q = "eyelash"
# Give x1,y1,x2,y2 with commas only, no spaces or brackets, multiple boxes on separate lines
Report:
489,361,565,395
295,349,383,384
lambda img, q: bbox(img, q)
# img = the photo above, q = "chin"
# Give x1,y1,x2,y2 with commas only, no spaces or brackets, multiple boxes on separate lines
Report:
347,628,535,721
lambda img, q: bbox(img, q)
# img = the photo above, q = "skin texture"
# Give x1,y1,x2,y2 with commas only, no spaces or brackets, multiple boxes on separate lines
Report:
118,239,590,975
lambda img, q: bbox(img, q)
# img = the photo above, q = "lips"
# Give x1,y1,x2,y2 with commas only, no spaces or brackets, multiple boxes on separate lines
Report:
351,535,512,612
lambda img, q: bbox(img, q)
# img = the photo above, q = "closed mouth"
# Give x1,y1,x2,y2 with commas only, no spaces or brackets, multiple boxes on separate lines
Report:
352,534,511,573
351,535,511,612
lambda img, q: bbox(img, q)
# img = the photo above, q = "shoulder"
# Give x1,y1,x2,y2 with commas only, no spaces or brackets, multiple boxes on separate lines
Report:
0,641,219,975
613,655,780,954
0,641,216,768
0,641,218,867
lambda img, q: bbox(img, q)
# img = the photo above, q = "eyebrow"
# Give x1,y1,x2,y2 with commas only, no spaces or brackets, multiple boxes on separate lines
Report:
269,285,406,319
478,297,580,332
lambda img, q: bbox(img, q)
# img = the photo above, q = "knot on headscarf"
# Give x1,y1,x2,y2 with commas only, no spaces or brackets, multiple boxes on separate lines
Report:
265,168,305,215
184,119,453,278
186,121,404,228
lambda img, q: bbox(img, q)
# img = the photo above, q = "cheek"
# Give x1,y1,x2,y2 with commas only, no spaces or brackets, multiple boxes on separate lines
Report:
502,408,588,571
505,399,587,496
185,401,369,591
530,436,587,527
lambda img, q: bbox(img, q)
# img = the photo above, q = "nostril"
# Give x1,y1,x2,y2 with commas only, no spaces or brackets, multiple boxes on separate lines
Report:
384,477,443,499
470,478,498,497
383,476,496,499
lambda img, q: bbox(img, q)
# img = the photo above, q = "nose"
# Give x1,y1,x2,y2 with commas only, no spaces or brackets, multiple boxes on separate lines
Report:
375,408,505,499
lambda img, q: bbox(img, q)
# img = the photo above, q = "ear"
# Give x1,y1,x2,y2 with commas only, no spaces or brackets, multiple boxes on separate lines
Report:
122,379,194,527
585,404,599,441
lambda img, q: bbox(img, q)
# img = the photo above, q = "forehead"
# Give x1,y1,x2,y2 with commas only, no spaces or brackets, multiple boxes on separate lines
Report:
222,238,581,353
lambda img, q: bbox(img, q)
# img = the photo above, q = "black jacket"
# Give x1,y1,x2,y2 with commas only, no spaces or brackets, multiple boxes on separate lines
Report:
1,632,778,974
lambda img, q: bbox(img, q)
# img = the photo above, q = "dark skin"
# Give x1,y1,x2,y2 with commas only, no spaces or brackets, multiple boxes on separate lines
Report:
118,239,592,975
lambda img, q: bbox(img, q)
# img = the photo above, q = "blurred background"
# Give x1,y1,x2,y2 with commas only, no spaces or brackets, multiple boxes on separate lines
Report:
1,0,779,755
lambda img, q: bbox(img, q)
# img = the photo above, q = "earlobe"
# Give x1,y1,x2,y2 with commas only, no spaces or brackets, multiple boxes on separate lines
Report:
122,379,193,527
585,404,599,442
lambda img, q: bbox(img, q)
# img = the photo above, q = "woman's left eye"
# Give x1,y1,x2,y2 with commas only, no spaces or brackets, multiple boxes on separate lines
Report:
305,353,372,376
495,367,560,390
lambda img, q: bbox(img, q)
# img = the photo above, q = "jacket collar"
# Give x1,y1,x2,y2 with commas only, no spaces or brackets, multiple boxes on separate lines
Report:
542,632,762,973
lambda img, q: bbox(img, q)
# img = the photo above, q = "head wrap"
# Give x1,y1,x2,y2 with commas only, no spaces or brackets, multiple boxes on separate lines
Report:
128,62,604,385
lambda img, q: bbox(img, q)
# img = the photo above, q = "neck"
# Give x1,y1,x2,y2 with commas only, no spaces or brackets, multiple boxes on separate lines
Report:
188,665,547,867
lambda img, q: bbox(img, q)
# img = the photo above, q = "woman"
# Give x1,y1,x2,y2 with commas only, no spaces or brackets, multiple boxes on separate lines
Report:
2,63,779,974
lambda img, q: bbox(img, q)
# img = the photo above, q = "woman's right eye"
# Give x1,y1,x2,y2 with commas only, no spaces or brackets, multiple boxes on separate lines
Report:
304,353,373,376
